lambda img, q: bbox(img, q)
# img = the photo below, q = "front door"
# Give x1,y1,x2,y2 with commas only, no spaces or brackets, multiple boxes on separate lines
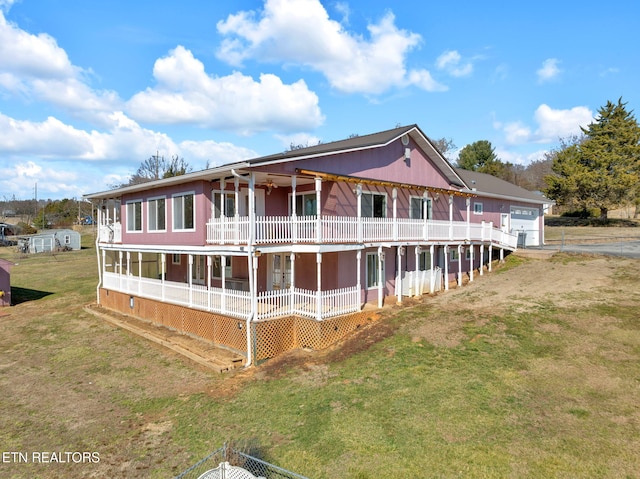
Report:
269,253,291,290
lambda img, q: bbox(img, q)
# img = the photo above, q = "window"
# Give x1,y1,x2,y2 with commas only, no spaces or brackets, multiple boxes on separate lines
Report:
126,200,142,232
473,202,483,215
148,197,166,231
293,192,317,216
449,248,459,262
410,196,433,220
366,252,384,288
418,251,431,271
211,255,232,279
172,254,181,265
173,192,195,230
64,234,71,245
465,247,473,260
192,255,206,285
361,192,386,218
213,193,236,218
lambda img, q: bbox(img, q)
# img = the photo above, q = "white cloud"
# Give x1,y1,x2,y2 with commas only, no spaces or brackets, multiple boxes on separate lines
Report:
179,140,257,167
216,0,445,94
436,50,473,77
537,58,561,83
496,104,593,146
0,9,122,122
533,104,592,142
126,46,324,134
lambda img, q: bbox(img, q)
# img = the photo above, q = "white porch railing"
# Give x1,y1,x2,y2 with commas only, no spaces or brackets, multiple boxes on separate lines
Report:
102,272,360,321
206,215,518,248
98,223,122,243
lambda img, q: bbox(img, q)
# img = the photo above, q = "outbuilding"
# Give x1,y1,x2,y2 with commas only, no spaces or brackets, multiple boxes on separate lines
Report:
17,229,82,254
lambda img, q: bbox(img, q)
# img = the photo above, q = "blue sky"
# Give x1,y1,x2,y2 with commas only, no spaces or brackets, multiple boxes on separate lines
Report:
1,0,638,201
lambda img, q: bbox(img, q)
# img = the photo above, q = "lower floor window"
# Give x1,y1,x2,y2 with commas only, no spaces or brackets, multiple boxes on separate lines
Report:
366,252,384,288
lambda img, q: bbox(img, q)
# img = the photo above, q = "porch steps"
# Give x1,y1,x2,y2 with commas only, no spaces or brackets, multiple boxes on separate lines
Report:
84,305,245,373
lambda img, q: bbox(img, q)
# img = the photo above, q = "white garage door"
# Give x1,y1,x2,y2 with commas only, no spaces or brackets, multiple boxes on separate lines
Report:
510,206,539,247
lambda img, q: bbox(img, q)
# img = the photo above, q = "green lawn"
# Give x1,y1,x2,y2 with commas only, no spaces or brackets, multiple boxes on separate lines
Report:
1,237,639,478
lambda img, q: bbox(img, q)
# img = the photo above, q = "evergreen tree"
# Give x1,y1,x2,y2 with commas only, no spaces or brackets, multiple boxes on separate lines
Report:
545,99,640,220
456,140,505,177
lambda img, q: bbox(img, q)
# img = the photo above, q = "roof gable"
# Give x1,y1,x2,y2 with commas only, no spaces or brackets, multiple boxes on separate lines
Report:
455,168,550,204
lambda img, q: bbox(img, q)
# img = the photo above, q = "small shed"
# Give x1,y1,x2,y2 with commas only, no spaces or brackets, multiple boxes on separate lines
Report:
0,258,14,306
17,229,82,254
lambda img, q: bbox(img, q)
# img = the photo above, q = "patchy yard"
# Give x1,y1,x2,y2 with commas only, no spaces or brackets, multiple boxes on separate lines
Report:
1,239,639,478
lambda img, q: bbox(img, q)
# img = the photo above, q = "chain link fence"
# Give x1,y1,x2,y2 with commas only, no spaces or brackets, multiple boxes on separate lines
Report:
173,443,310,479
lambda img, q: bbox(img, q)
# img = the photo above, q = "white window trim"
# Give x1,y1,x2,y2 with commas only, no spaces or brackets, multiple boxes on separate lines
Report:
361,191,388,218
410,195,433,220
172,191,196,232
366,251,384,289
172,254,181,265
147,195,167,233
449,249,459,262
473,202,483,215
289,191,318,216
125,199,143,233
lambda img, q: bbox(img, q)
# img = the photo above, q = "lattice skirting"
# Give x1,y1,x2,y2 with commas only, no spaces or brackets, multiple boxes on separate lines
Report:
98,289,380,362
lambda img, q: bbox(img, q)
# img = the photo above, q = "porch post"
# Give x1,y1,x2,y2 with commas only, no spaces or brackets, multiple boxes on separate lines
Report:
356,184,363,243
356,250,362,303
423,191,429,241
489,221,494,272
316,252,322,321
377,246,384,309
444,245,449,291
188,254,193,307
138,251,142,295
234,177,240,245
221,255,227,314
396,246,403,304
252,253,259,320
457,245,463,287
290,251,296,315
429,244,435,294
291,175,297,243
414,246,420,297
448,195,454,240
207,255,212,311
248,173,256,245
219,179,226,245
161,253,166,301
480,244,485,276
469,245,474,282
500,247,504,263
118,251,123,290
315,177,322,243
466,197,471,240
392,187,398,241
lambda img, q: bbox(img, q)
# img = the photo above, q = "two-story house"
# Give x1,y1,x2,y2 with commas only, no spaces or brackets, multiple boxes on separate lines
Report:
85,124,548,364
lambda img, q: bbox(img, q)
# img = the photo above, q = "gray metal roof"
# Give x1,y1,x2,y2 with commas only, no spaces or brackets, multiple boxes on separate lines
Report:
455,168,552,205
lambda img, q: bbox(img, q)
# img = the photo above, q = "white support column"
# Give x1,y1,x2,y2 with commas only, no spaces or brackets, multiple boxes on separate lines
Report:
500,247,504,263
188,254,193,307
356,250,362,305
377,246,384,309
356,184,363,243
315,177,322,243
291,176,297,243
207,255,212,312
429,244,435,294
221,255,227,314
161,253,166,301
480,244,485,276
290,252,296,315
396,246,403,304
392,187,398,241
466,197,471,240
414,246,420,297
423,191,429,241
457,245,463,287
138,252,142,295
234,177,240,245
248,173,256,245
444,245,449,291
469,245,474,282
252,253,259,319
316,252,322,321
448,195,454,240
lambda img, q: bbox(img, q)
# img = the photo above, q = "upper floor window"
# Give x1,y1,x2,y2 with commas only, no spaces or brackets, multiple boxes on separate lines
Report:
126,200,142,232
293,192,317,216
148,197,166,231
361,192,386,218
213,193,236,218
410,196,433,220
474,202,483,215
173,192,195,231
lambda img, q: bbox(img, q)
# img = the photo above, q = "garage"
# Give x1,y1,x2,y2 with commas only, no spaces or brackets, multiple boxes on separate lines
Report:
510,206,540,247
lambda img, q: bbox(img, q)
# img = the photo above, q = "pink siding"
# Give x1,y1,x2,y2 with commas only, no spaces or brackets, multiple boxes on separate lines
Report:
121,180,210,246
0,259,12,307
